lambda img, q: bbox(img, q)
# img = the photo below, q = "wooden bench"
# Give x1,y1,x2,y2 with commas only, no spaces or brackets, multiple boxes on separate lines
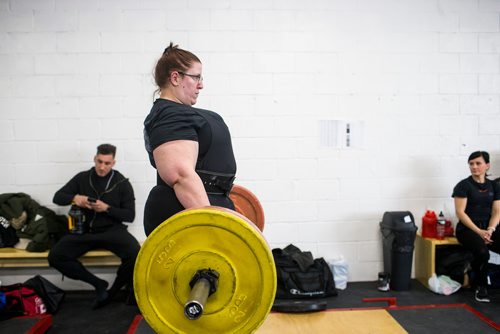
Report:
0,247,121,268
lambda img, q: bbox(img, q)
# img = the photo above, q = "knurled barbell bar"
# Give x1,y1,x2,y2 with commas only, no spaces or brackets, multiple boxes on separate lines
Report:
134,206,276,334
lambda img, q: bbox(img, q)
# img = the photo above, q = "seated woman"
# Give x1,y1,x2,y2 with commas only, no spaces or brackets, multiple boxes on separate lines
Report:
453,151,500,302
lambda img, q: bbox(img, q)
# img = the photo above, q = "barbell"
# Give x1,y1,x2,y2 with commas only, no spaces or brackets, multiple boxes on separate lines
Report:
134,185,276,334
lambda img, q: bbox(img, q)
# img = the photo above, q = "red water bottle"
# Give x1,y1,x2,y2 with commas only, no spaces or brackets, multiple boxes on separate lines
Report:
436,211,445,240
422,210,437,238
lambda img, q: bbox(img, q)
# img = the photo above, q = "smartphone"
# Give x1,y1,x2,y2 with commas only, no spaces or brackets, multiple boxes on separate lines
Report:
88,197,97,203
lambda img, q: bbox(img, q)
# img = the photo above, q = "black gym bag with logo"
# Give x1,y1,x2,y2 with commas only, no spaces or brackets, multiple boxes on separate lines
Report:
272,244,337,299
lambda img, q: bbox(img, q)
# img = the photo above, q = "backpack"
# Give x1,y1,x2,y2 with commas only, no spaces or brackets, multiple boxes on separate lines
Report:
272,244,337,299
24,275,65,314
435,246,473,285
0,283,47,320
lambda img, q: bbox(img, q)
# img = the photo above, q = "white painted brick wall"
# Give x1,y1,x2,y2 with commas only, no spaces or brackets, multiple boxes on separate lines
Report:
1,0,500,288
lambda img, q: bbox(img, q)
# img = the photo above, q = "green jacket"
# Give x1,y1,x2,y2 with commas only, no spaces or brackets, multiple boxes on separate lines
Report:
0,193,67,252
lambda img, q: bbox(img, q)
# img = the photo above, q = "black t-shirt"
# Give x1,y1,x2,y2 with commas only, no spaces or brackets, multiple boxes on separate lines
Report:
143,98,237,183
452,176,500,228
142,99,236,235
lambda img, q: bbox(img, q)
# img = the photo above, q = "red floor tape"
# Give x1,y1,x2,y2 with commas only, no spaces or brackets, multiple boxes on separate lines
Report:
0,314,52,334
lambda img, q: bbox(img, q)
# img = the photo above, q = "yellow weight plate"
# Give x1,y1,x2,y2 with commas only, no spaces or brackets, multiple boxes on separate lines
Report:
134,207,276,334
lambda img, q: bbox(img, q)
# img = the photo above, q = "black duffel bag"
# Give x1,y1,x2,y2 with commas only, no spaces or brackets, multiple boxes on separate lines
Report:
24,275,65,314
272,244,337,299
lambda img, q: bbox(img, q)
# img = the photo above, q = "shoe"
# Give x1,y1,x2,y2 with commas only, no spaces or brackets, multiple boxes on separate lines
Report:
92,280,110,310
377,272,390,292
92,290,111,309
475,286,490,303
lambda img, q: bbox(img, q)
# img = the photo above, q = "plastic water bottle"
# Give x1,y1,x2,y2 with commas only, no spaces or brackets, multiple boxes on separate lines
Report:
68,204,86,234
436,211,445,240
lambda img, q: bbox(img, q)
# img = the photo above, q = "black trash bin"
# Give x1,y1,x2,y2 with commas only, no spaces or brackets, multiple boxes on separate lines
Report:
380,211,418,291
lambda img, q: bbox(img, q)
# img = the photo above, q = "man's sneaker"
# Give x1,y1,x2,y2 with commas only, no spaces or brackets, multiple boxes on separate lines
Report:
475,286,490,303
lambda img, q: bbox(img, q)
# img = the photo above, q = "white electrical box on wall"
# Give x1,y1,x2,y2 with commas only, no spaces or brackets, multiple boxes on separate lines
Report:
319,120,365,149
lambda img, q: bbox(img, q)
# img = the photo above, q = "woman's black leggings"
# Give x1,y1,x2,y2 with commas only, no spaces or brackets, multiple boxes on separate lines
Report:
456,223,500,287
143,184,235,236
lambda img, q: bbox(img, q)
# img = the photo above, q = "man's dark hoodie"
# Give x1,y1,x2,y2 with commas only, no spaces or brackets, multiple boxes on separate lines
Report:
53,167,135,233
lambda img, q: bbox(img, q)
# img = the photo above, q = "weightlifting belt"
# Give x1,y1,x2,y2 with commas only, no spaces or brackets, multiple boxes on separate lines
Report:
197,170,235,194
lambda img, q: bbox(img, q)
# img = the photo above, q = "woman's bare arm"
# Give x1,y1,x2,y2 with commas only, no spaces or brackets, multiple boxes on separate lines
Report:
153,140,210,208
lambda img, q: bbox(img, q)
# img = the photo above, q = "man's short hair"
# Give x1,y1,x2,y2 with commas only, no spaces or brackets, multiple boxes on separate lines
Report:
97,143,116,158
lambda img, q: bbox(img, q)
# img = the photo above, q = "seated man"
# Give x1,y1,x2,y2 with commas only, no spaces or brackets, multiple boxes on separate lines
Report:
48,143,141,309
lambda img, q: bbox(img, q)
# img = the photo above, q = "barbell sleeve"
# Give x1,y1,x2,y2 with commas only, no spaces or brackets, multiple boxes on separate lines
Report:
184,269,220,320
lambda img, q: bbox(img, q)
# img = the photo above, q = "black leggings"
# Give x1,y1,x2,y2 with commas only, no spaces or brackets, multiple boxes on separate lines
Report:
455,223,500,287
48,224,140,294
143,184,234,236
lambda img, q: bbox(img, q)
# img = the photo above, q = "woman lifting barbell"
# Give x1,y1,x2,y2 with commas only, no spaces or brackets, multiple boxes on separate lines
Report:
138,43,276,334
143,42,237,236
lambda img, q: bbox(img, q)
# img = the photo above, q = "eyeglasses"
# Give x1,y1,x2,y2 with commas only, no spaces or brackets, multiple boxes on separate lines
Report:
178,71,203,83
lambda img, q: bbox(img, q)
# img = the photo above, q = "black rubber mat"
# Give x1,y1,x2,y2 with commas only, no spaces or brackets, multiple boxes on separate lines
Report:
43,281,500,333
389,306,498,334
